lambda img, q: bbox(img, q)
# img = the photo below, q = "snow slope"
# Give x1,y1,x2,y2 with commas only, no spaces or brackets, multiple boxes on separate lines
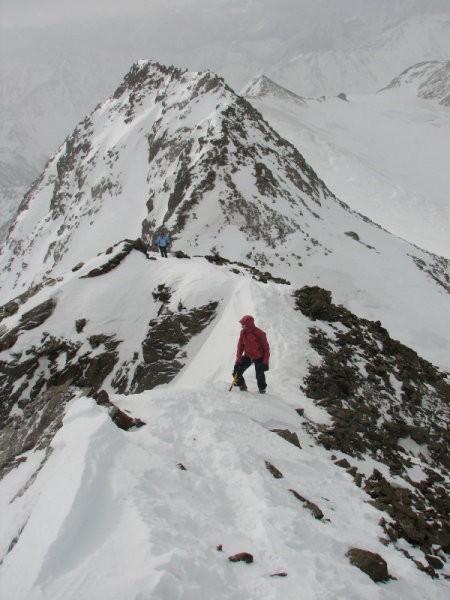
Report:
243,71,450,258
0,253,449,600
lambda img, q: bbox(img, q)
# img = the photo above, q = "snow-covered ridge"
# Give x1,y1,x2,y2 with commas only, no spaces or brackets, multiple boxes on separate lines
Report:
0,58,449,600
379,59,450,105
1,60,449,370
0,59,333,292
0,244,449,599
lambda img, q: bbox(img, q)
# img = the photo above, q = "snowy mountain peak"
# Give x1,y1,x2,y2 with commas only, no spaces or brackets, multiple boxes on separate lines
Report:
0,59,337,297
242,75,307,104
379,59,450,105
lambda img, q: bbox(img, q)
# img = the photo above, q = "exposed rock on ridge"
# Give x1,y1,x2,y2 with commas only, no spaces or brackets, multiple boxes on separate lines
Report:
294,285,450,573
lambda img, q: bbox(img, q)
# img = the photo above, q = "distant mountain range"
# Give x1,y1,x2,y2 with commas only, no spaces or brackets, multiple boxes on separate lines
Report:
243,61,450,258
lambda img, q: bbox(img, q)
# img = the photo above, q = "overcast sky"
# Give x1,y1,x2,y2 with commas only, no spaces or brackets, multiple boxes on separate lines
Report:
1,0,447,29
0,0,162,27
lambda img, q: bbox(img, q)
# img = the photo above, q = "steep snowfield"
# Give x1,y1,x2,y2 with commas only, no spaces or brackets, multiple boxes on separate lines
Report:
244,74,450,258
1,256,449,600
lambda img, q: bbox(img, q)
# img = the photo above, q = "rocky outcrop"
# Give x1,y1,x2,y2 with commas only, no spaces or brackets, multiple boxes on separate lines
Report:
228,552,254,564
204,254,290,285
294,285,450,573
265,461,283,479
0,382,75,480
81,238,148,278
346,548,391,582
289,489,324,520
0,297,57,352
271,429,301,449
92,389,145,431
130,300,218,393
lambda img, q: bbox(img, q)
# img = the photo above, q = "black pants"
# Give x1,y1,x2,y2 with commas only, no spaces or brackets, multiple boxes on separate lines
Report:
236,356,267,391
158,245,168,258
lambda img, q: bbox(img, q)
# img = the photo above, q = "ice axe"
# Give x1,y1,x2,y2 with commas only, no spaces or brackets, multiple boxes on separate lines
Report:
229,372,239,391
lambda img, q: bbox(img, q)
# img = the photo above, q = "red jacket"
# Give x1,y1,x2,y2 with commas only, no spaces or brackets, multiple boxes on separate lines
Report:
236,315,270,365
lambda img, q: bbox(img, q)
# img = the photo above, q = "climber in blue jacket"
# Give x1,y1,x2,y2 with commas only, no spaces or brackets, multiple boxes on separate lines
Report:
155,230,170,258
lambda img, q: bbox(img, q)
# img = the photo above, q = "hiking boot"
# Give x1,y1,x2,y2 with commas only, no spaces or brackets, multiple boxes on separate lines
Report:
258,389,266,394
239,385,248,391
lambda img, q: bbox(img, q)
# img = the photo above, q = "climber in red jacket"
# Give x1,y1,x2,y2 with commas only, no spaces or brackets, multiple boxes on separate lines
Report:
233,315,270,393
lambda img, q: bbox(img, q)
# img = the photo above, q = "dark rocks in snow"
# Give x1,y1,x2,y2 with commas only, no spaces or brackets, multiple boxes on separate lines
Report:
364,470,450,557
0,329,18,353
204,254,290,285
20,298,57,331
0,382,75,479
265,460,284,479
294,285,450,570
0,297,57,352
294,285,449,463
345,231,375,250
270,572,288,577
110,405,145,431
75,318,87,333
152,283,172,304
82,239,147,278
177,463,187,471
271,429,301,449
72,262,84,272
174,250,190,259
293,286,343,322
130,300,219,393
346,548,391,582
411,254,450,293
0,324,121,474
91,389,145,431
228,552,254,564
289,489,324,520
425,554,444,570
334,458,351,469
0,300,19,321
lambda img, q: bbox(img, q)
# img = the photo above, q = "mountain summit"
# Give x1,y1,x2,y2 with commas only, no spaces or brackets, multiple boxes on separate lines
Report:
1,60,448,364
1,59,336,292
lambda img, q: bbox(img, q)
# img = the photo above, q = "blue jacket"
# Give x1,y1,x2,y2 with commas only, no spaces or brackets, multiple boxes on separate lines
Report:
156,234,170,247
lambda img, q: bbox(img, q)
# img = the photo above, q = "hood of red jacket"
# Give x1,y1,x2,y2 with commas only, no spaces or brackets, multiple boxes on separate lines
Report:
239,315,255,329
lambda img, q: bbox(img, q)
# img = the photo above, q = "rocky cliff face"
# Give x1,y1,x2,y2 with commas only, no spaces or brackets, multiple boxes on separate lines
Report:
293,285,450,574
